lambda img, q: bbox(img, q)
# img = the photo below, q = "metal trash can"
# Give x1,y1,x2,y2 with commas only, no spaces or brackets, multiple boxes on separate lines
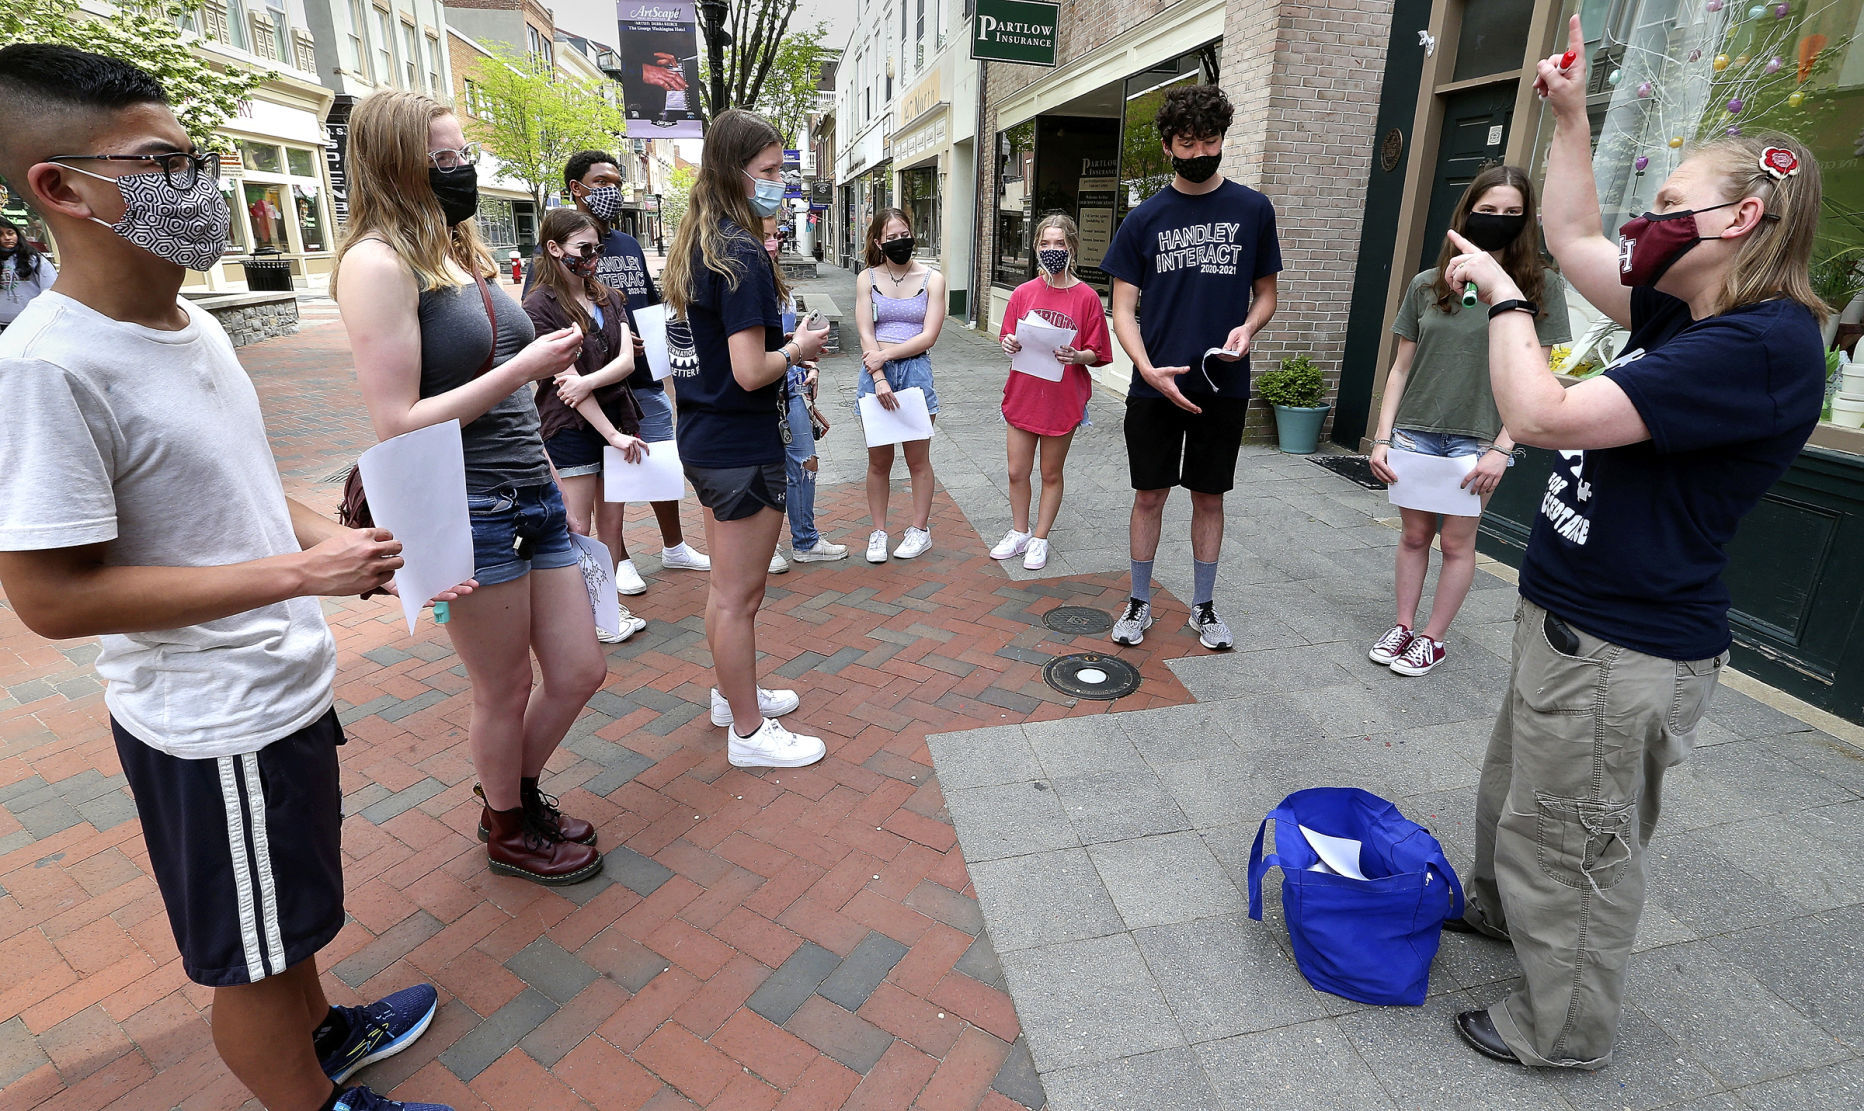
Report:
241,247,294,292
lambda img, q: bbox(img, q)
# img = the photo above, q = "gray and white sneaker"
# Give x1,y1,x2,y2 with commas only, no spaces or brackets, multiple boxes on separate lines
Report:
728,717,826,768
709,686,801,727
793,540,848,562
1188,602,1234,650
1110,598,1153,646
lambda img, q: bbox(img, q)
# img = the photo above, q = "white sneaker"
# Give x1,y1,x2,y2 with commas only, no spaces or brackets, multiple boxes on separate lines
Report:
710,686,801,727
893,527,932,560
990,529,1031,560
613,558,647,596
1022,538,1049,570
866,531,889,563
595,610,648,645
728,717,826,768
769,549,791,574
793,540,848,562
661,543,710,571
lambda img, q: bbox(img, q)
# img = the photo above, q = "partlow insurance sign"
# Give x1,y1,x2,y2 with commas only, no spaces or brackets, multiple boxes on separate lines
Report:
971,0,1059,67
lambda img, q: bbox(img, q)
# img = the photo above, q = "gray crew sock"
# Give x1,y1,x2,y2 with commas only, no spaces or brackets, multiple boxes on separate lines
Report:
1130,559,1154,604
1193,559,1218,607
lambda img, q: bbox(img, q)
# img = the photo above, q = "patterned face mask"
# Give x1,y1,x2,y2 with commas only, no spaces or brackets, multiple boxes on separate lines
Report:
582,185,621,223
65,164,228,271
1038,248,1070,275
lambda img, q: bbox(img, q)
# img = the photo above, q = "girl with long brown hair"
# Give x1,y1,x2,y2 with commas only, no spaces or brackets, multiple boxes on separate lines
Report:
523,206,651,643
853,206,947,562
1366,164,1569,677
660,108,830,767
333,90,605,885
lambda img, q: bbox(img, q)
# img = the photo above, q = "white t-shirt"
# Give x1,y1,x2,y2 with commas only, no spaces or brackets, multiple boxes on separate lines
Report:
0,292,336,758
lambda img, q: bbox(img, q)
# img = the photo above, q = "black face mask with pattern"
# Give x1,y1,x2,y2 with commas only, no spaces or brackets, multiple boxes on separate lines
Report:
1171,154,1222,184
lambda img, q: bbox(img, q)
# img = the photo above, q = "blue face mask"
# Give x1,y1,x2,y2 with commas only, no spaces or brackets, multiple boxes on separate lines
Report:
744,170,783,217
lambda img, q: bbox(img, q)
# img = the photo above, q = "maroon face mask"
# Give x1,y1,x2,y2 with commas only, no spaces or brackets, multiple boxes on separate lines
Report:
1616,200,1742,287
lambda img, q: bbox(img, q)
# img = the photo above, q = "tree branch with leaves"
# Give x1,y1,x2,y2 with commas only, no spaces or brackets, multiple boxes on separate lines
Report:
461,43,627,211
695,0,800,122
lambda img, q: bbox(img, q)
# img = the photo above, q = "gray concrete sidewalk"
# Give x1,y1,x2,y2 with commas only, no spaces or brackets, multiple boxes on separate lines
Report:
794,263,1864,1110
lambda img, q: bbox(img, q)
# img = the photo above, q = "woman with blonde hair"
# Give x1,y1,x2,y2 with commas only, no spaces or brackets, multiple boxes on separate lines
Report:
993,214,1110,570
1442,16,1830,1071
661,108,830,767
333,91,605,885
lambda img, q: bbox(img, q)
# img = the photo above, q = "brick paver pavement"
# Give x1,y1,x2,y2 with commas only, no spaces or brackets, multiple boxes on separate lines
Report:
0,319,1202,1109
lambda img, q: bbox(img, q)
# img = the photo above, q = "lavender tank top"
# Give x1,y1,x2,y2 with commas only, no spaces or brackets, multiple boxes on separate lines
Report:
871,283,929,345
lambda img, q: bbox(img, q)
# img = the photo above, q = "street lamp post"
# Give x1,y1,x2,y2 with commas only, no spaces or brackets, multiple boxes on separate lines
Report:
697,0,730,122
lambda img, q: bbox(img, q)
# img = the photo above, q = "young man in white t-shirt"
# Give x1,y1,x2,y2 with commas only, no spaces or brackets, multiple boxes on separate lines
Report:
0,45,456,1111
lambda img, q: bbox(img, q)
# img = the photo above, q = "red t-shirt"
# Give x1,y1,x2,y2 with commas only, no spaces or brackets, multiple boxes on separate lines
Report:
999,278,1111,437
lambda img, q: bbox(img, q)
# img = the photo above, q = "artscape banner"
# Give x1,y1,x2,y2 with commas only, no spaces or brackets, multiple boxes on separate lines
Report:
616,1,703,138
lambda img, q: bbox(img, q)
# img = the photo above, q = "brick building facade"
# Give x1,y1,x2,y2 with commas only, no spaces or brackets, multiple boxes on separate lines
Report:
973,0,1395,440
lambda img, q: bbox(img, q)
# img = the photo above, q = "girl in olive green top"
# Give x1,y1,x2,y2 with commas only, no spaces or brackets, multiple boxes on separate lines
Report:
1367,165,1570,677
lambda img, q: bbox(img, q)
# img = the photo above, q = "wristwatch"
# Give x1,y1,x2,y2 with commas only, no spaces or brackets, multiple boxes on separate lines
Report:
1487,298,1539,320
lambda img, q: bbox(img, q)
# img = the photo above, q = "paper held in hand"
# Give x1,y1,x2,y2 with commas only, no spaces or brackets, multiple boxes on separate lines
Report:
603,439,685,503
631,303,673,381
356,420,475,635
859,386,935,447
568,533,622,634
1384,447,1483,517
1010,314,1075,382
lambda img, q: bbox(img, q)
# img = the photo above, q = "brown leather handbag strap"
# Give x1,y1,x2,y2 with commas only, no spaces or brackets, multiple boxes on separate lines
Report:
472,271,499,377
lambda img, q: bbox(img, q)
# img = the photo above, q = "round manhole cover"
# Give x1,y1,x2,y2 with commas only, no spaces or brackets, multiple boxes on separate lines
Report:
1043,605,1113,635
1042,653,1142,701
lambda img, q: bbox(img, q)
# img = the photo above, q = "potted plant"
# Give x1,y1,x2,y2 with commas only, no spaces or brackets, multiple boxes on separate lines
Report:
1257,355,1330,454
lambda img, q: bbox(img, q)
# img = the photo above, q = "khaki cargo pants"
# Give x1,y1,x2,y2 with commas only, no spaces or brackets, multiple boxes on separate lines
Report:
1465,598,1725,1069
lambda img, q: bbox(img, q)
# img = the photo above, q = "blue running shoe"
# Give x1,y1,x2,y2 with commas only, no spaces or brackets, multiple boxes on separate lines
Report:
319,984,439,1086
332,1085,454,1111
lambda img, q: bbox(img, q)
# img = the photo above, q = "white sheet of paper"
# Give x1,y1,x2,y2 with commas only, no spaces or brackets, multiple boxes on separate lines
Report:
1384,447,1483,517
1010,314,1075,382
859,385,935,447
632,302,673,381
356,420,475,635
1299,825,1369,881
568,532,622,634
603,439,685,503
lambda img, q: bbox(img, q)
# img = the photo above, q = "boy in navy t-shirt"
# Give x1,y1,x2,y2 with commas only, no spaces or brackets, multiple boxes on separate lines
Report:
1100,83,1282,652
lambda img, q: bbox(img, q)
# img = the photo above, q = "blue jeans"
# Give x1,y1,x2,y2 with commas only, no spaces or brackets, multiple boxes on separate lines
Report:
1392,427,1486,458
785,367,819,549
467,482,578,586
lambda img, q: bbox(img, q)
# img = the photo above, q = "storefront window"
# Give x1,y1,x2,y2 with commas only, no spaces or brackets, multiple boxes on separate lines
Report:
900,166,940,258
477,198,517,250
293,184,327,251
220,177,248,253
244,182,288,250
239,140,283,175
1453,0,1536,82
993,121,1035,286
287,147,316,178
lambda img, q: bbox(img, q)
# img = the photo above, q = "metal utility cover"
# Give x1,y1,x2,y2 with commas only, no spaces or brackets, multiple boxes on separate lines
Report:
1042,653,1141,701
1043,605,1114,635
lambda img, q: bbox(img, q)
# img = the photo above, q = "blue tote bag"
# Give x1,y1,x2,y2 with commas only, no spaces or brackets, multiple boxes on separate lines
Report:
1246,787,1463,1006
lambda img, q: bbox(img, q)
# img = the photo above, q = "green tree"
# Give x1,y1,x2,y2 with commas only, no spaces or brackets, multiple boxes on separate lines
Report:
696,0,804,122
661,164,696,235
750,20,829,147
0,0,260,148
463,43,627,211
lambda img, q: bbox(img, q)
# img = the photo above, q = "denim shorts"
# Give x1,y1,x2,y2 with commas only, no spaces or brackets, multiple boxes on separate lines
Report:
468,482,579,586
857,353,938,415
633,385,675,442
543,424,605,478
1393,427,1486,459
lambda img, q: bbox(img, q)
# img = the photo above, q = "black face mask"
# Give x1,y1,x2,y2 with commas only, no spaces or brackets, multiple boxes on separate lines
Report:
1171,153,1222,184
880,236,915,264
1462,212,1529,252
428,165,479,226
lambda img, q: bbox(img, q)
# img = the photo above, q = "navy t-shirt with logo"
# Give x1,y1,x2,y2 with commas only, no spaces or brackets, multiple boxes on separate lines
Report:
526,227,666,390
1519,287,1825,660
1098,179,1282,399
675,220,784,468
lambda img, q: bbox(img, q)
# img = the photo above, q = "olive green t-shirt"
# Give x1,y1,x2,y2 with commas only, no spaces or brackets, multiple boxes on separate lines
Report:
1391,267,1571,442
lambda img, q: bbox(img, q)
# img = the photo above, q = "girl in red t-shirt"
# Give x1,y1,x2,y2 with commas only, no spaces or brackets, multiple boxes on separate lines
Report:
994,215,1112,569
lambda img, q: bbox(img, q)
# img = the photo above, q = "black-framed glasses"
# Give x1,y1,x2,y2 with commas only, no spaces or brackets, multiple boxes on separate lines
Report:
48,150,221,191
427,143,480,171
572,243,599,259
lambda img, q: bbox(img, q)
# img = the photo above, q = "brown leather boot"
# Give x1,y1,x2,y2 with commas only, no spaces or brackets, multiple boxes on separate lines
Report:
474,782,596,846
482,804,602,885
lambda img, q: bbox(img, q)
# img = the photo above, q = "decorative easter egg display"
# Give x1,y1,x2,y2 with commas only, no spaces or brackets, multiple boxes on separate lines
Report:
1766,56,1783,74
1690,49,1703,62
1775,2,1790,16
1638,81,1653,97
1635,155,1650,172
1670,136,1685,148
1728,98,1745,114
1706,0,1722,10
1788,90,1805,106
1608,69,1622,85
1726,125,1743,136
1747,3,1765,17
1714,53,1731,70
1736,53,1751,67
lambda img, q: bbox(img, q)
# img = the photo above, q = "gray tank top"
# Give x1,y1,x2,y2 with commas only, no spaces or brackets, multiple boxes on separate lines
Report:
417,279,551,492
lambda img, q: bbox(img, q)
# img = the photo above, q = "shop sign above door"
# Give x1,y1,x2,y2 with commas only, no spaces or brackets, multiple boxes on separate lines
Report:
972,0,1060,68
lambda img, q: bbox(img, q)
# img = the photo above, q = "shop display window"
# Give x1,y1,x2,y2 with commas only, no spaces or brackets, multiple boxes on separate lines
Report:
243,182,288,251
294,184,327,252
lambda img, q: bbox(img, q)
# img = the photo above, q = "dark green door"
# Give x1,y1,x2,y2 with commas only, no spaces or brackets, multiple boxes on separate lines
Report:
1332,0,1432,446
1417,85,1515,274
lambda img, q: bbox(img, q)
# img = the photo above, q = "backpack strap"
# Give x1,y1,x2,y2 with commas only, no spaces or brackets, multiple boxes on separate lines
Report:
471,271,499,377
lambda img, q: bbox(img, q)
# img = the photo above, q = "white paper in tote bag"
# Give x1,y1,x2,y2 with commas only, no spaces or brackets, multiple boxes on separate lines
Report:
355,420,475,634
1009,314,1075,382
1384,447,1483,518
603,439,686,503
859,386,935,447
632,302,674,381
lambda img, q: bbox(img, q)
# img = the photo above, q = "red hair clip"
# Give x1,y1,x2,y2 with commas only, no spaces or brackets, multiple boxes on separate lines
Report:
1760,146,1800,180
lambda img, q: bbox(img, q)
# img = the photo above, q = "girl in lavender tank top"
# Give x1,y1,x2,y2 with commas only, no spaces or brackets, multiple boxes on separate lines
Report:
854,207,947,563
